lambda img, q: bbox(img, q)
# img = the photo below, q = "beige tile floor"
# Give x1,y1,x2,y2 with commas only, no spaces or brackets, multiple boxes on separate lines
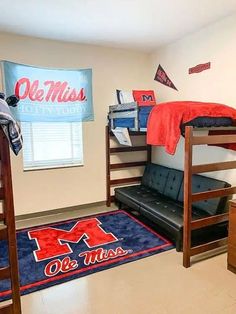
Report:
4,206,236,314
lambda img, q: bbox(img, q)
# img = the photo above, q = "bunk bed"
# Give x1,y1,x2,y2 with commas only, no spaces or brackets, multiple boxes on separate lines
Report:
108,100,236,268
182,125,236,268
0,128,21,313
147,101,236,267
0,94,22,313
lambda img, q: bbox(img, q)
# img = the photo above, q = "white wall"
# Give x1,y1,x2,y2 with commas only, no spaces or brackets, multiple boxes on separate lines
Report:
150,14,236,185
0,33,152,215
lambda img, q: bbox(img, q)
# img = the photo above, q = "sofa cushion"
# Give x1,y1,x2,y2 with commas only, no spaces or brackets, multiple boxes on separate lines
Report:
141,163,169,193
178,174,229,215
114,185,163,211
140,200,210,230
163,169,183,201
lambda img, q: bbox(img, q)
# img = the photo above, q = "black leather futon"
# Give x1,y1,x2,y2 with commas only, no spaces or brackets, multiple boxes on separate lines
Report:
115,163,230,251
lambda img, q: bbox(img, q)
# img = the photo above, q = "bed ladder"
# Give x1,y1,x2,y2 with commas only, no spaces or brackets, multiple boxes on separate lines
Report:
183,126,236,268
106,125,151,206
0,129,21,313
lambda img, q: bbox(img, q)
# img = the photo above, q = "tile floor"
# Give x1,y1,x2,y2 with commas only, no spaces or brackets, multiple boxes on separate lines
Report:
2,205,236,314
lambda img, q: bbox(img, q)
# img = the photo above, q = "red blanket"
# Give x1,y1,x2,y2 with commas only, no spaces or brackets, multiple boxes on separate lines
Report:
147,101,236,154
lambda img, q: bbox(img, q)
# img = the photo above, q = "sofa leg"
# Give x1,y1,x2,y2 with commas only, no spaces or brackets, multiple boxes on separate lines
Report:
175,233,182,252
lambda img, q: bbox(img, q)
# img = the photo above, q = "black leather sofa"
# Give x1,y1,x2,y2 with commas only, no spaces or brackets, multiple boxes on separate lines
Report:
115,163,230,251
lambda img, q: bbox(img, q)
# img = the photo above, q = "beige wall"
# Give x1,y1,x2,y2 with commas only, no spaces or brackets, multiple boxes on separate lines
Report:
150,14,236,185
0,33,152,215
2,13,236,215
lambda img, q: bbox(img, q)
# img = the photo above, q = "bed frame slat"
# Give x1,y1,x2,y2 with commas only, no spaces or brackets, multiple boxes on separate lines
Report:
192,134,236,145
0,266,10,280
192,160,236,174
191,213,228,230
192,186,236,202
0,225,7,240
110,176,142,185
190,238,228,256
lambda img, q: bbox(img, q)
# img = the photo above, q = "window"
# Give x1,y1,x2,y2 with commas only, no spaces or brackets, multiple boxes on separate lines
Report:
21,122,83,170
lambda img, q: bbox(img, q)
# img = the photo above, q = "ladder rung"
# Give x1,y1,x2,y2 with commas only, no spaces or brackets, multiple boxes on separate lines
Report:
110,131,146,136
0,266,10,280
191,213,228,230
192,160,236,174
110,176,142,185
110,146,148,153
190,237,227,256
0,225,7,240
192,186,236,202
110,161,146,169
192,134,236,145
0,187,4,200
0,304,13,314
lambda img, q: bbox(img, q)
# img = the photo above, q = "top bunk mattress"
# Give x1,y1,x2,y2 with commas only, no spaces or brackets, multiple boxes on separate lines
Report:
147,101,236,154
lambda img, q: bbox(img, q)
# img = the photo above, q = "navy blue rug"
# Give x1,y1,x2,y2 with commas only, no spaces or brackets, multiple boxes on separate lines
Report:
0,210,173,300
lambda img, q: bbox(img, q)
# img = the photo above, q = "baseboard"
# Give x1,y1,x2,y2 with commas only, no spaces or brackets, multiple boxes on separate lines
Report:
16,201,107,221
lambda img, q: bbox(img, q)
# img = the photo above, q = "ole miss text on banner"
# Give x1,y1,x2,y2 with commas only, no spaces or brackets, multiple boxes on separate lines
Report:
1,61,94,122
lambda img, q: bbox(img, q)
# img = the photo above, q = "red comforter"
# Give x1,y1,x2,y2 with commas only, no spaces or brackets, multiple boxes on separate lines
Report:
147,101,236,154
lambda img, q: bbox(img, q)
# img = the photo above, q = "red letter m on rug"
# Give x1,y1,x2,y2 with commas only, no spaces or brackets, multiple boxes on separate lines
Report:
28,218,118,261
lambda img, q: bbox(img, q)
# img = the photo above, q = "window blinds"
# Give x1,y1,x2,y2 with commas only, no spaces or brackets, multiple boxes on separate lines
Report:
21,122,83,170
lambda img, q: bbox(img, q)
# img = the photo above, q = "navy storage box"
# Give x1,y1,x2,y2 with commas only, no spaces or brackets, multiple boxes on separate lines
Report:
108,102,154,131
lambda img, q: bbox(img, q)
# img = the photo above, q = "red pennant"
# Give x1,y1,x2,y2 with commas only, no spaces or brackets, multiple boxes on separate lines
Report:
154,64,178,91
189,62,211,74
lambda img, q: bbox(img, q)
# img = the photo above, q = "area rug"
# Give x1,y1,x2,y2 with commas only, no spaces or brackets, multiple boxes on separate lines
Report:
0,210,173,300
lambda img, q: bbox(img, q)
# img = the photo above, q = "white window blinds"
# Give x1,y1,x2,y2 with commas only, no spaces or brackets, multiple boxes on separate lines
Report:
21,122,83,170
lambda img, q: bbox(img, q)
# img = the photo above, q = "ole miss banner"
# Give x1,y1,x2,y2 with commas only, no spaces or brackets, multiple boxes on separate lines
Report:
1,61,94,122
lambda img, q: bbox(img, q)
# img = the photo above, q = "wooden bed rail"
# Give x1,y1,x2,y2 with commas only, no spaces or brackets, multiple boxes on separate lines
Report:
183,126,236,268
0,130,21,313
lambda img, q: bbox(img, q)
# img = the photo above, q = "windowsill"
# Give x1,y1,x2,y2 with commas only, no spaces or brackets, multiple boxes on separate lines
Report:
23,163,84,172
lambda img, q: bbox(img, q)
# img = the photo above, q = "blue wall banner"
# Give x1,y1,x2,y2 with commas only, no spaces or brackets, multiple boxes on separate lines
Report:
1,61,94,122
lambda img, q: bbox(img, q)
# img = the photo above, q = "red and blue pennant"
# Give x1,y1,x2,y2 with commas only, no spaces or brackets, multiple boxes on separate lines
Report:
1,61,93,122
0,210,173,300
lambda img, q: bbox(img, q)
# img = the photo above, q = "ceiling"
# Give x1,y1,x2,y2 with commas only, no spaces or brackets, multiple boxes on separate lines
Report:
0,0,236,52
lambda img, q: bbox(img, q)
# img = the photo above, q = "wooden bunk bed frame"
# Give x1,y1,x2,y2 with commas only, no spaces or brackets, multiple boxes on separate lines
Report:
106,122,236,268
183,125,236,268
106,125,151,206
0,129,21,313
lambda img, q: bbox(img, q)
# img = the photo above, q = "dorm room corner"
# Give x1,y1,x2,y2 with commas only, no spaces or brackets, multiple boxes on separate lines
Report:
1,4,236,314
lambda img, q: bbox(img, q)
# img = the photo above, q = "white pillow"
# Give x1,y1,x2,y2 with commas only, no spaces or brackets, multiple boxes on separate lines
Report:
116,90,134,104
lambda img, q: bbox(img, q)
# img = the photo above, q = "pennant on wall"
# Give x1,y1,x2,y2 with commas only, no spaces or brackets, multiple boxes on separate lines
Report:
1,61,94,122
154,64,178,91
189,62,211,74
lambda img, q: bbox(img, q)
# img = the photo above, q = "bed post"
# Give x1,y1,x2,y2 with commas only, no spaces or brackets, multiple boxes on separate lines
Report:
106,125,111,207
0,130,22,313
183,126,193,268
